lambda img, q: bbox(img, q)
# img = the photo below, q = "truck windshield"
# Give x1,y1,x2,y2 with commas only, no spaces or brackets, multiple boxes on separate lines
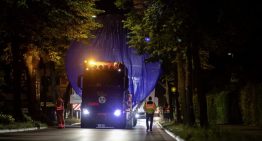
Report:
83,69,124,89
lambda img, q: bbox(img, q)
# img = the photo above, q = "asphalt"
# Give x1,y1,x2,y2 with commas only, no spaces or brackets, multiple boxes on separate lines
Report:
1,122,261,141
0,119,182,141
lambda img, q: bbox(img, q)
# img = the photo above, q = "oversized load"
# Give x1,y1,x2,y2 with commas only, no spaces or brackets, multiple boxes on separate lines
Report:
65,15,161,122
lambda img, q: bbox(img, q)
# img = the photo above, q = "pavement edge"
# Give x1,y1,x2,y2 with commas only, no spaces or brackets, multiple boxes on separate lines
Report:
0,127,47,134
156,121,185,141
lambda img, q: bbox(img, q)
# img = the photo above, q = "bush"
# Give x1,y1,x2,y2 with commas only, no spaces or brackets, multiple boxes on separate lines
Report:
206,91,230,124
240,82,262,126
23,114,33,122
0,113,15,124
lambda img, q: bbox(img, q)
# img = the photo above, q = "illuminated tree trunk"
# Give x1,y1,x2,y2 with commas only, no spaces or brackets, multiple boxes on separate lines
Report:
177,50,187,124
25,50,41,120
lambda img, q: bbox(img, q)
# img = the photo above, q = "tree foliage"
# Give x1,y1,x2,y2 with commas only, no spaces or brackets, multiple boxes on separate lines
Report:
117,0,262,127
121,0,197,125
0,0,103,121
123,0,191,63
0,0,102,44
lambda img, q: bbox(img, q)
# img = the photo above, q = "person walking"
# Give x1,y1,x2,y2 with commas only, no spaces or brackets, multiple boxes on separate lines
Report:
56,96,65,128
143,96,156,132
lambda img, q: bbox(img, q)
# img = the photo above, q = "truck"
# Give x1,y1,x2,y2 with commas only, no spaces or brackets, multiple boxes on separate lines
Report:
78,60,135,128
65,15,161,129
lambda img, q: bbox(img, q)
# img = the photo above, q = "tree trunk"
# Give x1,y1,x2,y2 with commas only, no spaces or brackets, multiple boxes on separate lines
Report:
165,76,170,105
41,75,48,112
63,83,71,110
25,63,41,120
174,90,182,123
168,82,174,120
11,41,23,121
185,45,195,126
49,62,58,100
192,43,208,127
176,50,187,124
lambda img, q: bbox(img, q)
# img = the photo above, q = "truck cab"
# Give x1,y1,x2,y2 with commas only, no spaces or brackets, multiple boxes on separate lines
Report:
78,60,132,128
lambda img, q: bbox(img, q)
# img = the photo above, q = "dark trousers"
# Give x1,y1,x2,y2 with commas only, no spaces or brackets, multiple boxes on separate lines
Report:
146,113,154,130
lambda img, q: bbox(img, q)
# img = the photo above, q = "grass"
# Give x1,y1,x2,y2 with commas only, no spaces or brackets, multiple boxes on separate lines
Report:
160,121,262,141
0,117,80,130
0,121,47,130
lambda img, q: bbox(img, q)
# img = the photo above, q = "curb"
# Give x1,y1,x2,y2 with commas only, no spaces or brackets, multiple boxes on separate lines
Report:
0,127,47,134
157,122,185,141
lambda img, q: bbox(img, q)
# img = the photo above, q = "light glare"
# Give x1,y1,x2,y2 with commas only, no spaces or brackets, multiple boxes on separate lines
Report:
114,109,121,117
145,37,150,42
88,60,96,66
83,108,90,115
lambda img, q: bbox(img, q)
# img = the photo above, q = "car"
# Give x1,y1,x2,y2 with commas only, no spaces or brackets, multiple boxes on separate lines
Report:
135,112,146,119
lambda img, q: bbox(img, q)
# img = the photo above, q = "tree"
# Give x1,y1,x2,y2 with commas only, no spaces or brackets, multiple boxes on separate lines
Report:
0,0,102,121
120,0,197,125
118,0,262,127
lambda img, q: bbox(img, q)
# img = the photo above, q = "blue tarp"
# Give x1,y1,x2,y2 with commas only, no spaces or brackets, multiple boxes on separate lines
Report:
65,14,161,106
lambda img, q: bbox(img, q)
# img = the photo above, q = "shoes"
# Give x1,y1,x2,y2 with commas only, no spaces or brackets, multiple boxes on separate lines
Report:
146,129,152,132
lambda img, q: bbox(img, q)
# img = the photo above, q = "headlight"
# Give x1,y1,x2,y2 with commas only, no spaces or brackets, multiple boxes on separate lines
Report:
114,109,121,117
83,108,90,115
135,114,139,118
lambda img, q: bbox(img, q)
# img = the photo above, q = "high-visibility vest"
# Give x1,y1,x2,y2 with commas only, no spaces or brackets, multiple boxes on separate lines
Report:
56,98,64,111
144,102,156,114
56,105,64,111
145,103,155,109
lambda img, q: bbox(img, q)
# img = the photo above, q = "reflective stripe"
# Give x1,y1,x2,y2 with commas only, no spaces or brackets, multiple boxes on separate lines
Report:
56,106,64,110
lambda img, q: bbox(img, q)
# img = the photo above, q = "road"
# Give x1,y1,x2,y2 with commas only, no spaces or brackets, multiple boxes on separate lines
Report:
0,119,177,141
